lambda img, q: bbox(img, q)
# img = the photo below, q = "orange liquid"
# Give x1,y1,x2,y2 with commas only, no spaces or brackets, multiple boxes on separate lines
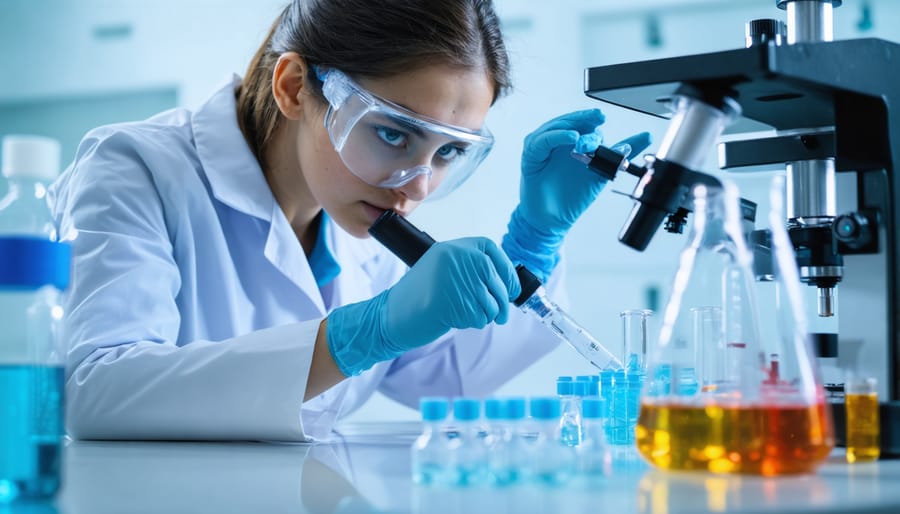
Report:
846,392,880,463
636,401,834,475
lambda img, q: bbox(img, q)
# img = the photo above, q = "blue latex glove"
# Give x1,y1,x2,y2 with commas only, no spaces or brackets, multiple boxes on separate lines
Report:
326,237,522,377
502,109,652,281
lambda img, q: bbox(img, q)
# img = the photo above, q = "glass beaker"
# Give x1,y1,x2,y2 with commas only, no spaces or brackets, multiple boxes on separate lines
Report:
636,178,834,475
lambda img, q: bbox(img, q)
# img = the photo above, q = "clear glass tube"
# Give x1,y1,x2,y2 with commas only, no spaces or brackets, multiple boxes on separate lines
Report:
691,306,724,393
621,309,653,373
521,288,622,370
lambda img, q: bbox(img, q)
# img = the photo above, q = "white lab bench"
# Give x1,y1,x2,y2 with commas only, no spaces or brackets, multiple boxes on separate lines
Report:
50,422,900,514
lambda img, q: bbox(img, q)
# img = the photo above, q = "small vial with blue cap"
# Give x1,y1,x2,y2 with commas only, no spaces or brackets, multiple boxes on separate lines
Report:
483,398,507,485
528,397,575,486
485,397,528,486
578,398,611,478
411,397,451,485
557,376,582,446
449,397,486,486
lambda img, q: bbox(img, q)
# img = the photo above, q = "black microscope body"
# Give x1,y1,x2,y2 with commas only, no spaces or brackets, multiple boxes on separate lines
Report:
583,0,900,454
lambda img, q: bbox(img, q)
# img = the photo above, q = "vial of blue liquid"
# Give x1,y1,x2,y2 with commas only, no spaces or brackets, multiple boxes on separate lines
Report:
557,377,581,446
411,397,451,485
449,398,486,486
0,135,69,504
578,398,611,478
484,397,528,487
528,397,574,486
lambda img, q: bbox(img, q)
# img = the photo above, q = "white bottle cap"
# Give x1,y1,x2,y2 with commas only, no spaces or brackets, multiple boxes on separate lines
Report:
1,134,62,182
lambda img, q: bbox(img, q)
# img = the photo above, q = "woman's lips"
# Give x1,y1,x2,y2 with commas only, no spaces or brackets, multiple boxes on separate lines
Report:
362,202,407,222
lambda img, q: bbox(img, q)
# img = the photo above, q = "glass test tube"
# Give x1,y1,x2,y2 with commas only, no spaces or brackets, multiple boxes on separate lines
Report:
691,306,724,392
621,309,653,373
845,376,880,463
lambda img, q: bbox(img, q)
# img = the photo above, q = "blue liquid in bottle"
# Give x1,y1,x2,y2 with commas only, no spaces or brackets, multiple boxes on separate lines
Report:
0,364,64,503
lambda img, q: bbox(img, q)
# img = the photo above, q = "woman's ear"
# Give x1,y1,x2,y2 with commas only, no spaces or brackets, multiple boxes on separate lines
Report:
272,52,309,121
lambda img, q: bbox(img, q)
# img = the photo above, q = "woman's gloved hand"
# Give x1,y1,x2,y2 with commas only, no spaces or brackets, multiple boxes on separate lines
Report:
326,237,522,377
501,108,652,281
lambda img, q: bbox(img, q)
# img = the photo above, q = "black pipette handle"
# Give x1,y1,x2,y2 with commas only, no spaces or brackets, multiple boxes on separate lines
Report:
368,210,541,306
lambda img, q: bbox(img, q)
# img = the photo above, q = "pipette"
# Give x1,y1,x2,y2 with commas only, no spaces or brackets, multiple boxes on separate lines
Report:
369,210,622,370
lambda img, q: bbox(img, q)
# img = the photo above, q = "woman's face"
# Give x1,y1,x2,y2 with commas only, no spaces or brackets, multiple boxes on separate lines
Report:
297,64,494,238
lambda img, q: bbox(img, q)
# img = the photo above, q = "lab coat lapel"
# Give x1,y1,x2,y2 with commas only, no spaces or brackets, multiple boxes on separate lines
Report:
264,201,326,314
192,75,326,315
192,75,272,221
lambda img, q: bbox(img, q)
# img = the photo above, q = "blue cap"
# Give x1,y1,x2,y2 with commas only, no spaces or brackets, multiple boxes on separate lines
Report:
0,238,71,290
557,380,574,396
504,397,527,420
575,375,591,382
529,397,561,420
453,397,481,421
419,397,449,422
600,368,614,383
573,381,589,397
557,376,573,382
589,375,600,383
484,398,505,420
582,398,606,419
585,380,600,396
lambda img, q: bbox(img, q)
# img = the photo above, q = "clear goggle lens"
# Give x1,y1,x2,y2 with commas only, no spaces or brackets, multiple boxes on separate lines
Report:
320,68,493,201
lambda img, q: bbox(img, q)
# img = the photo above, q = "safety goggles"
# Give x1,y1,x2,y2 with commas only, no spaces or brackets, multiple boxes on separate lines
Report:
317,67,494,201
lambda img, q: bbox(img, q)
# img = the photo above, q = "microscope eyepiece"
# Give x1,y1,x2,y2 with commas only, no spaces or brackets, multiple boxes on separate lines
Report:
619,204,670,252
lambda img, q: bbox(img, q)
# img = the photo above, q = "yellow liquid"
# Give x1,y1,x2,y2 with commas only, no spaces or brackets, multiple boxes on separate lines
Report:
636,402,834,475
846,392,880,463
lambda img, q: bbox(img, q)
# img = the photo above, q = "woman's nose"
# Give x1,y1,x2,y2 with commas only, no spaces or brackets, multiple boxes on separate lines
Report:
395,173,430,202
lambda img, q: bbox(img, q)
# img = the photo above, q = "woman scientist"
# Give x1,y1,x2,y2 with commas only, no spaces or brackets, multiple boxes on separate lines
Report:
49,0,649,441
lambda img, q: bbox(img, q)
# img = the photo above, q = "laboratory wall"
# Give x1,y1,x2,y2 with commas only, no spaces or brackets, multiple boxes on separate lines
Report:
1,0,897,422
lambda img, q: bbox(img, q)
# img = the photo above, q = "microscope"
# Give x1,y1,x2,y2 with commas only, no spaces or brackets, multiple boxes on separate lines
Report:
583,0,899,454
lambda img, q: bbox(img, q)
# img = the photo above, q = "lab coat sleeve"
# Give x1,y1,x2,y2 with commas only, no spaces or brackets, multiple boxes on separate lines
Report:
376,259,569,406
52,131,318,441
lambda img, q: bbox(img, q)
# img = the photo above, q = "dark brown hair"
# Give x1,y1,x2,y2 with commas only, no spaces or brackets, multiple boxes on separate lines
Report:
236,0,511,169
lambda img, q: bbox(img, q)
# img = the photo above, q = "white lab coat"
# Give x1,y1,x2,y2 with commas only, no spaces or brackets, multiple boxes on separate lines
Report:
49,76,565,442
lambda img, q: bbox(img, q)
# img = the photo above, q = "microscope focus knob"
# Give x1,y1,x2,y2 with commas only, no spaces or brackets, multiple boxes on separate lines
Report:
833,212,873,250
745,18,786,47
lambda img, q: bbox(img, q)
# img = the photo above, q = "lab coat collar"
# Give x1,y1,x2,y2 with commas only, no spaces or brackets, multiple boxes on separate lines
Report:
191,75,273,221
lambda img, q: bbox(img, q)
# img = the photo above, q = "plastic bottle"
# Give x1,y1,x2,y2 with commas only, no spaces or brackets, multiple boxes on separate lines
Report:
528,397,574,486
411,397,451,485
578,398,611,478
557,377,581,446
449,397,485,486
0,135,69,503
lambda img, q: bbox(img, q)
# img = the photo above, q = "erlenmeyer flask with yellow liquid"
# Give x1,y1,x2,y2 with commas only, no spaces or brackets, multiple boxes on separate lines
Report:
636,177,834,475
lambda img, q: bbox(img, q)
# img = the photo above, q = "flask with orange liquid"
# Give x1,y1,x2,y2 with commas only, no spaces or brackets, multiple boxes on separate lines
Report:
636,178,834,476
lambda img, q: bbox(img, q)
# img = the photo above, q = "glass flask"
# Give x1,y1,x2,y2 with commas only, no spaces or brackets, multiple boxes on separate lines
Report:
636,178,834,475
